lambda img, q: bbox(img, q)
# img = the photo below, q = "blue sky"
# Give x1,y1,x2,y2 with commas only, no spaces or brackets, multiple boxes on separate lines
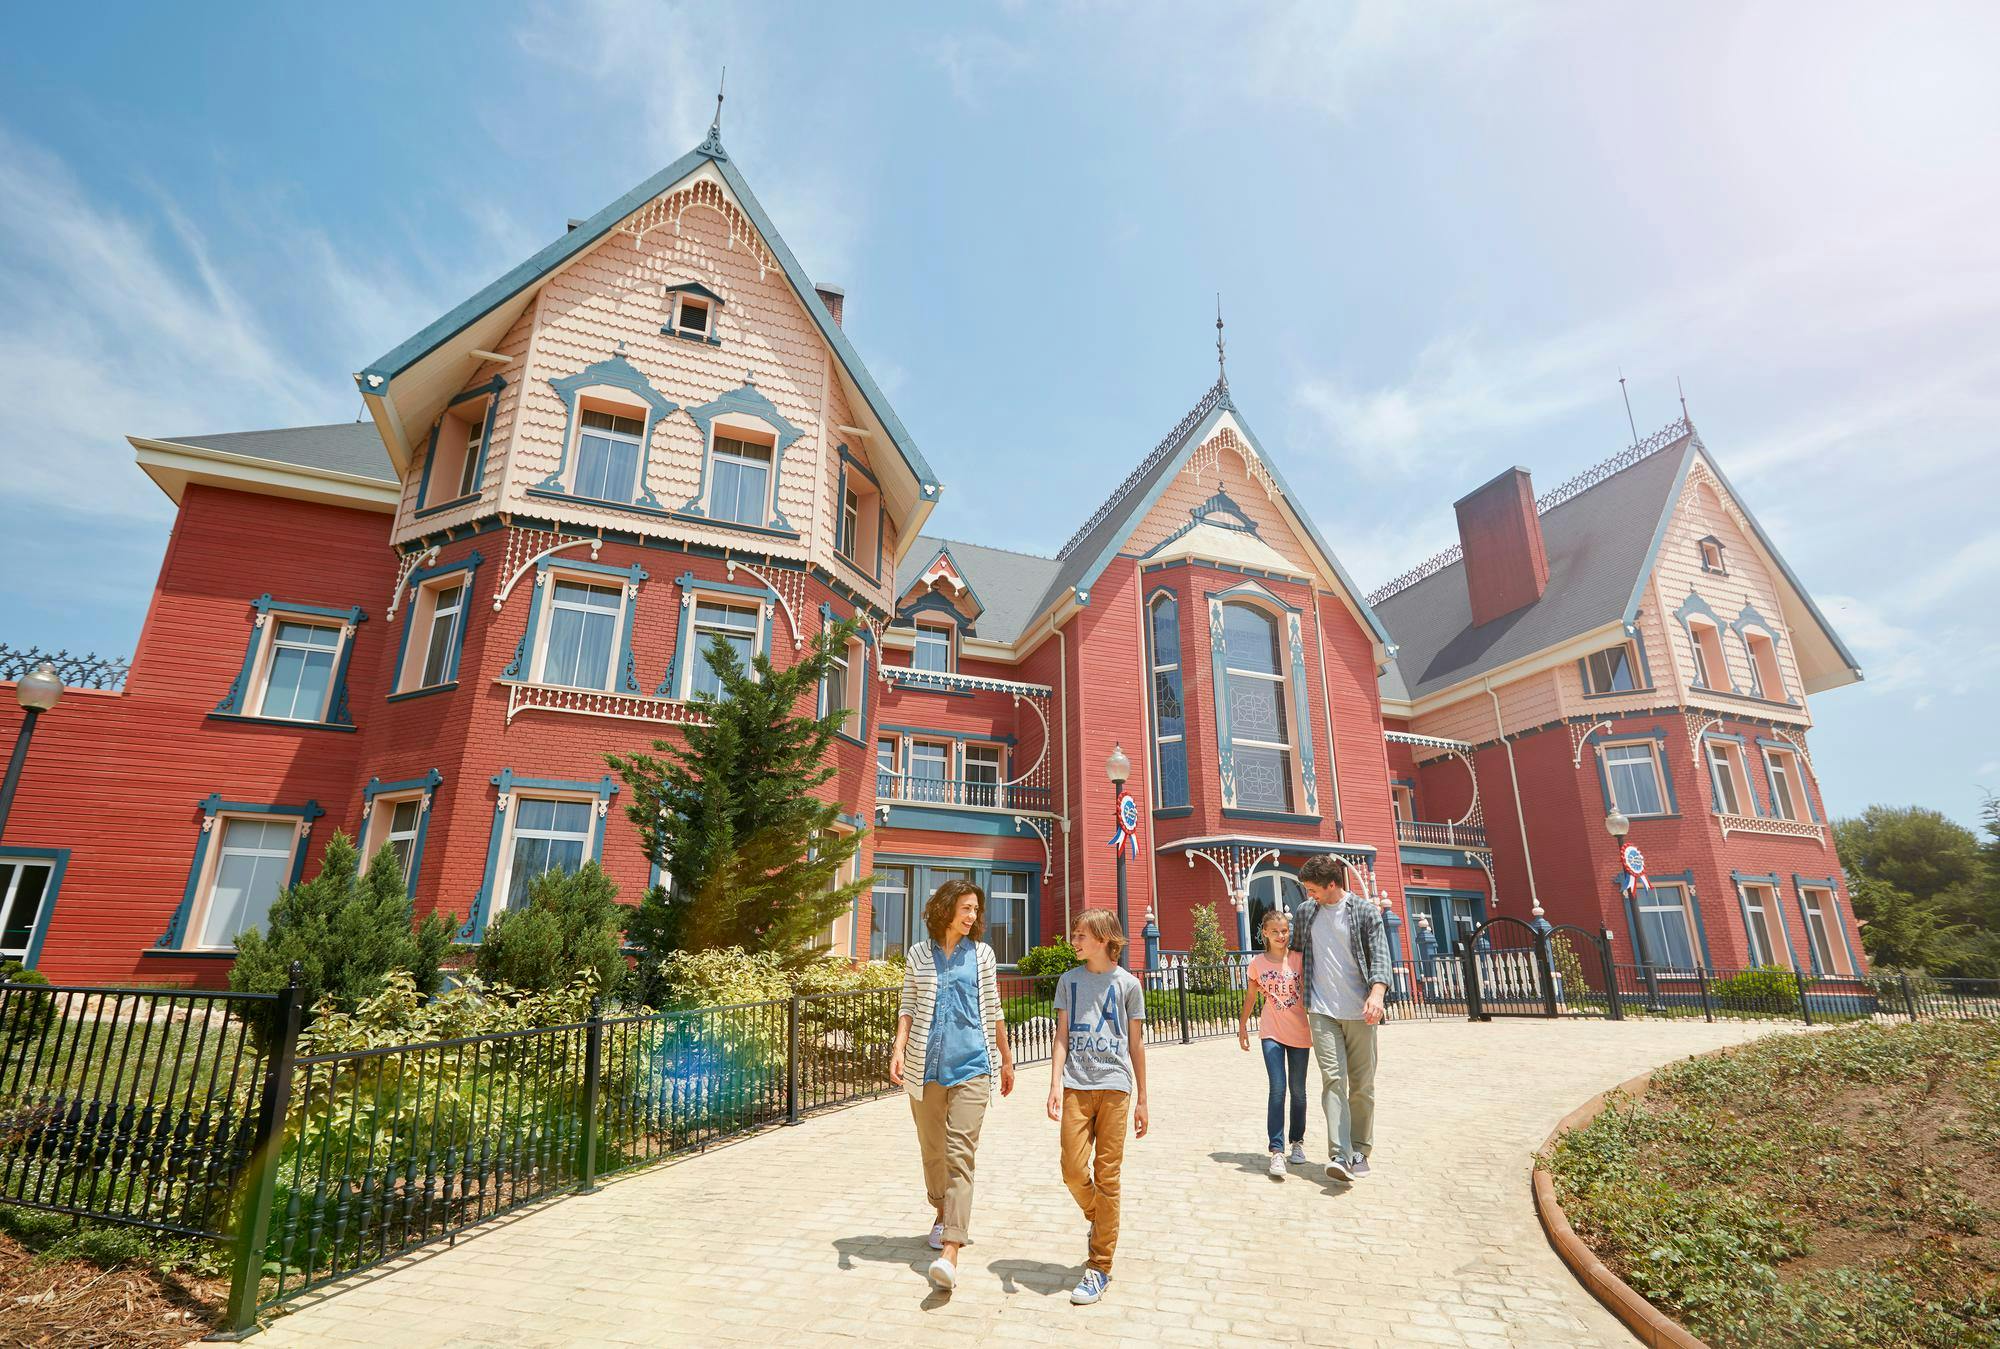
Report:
2,2,1995,826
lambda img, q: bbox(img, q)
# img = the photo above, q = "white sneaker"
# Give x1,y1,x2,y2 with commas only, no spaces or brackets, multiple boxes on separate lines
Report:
1349,1153,1372,1179
1266,1151,1287,1178
927,1222,945,1250
1325,1154,1355,1182
1287,1143,1307,1166
927,1257,956,1291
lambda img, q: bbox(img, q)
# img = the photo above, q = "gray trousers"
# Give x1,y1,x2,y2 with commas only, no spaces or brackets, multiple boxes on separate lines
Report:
1308,1012,1378,1160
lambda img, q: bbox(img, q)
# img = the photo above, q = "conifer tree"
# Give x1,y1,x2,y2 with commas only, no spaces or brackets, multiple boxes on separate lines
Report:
610,617,871,968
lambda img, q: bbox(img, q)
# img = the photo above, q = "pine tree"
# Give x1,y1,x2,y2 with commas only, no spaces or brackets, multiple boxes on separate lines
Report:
229,832,454,1031
475,861,627,995
609,617,871,968
1188,902,1231,995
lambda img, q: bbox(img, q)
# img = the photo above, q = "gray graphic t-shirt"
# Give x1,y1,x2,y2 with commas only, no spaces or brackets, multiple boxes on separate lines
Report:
1055,964,1146,1093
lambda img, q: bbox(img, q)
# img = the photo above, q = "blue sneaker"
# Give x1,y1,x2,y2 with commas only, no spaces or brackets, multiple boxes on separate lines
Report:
1070,1269,1110,1305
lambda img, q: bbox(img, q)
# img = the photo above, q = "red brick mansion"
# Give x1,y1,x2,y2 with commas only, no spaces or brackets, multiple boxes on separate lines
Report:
0,130,1867,992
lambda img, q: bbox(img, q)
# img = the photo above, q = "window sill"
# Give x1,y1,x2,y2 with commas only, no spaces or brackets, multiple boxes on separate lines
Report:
834,728,867,747
1152,805,1193,820
1221,807,1321,825
140,948,237,961
1580,686,1658,701
1619,811,1681,821
387,681,459,703
833,548,880,587
661,326,724,347
206,712,357,734
666,508,802,542
1689,685,1802,711
415,491,483,519
525,486,671,518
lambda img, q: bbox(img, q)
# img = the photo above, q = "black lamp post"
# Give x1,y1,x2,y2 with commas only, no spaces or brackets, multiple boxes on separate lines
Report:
0,664,63,843
1106,743,1131,957
1607,807,1660,1010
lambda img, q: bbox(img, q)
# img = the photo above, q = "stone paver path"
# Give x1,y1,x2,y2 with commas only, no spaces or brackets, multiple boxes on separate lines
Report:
261,1017,1790,1347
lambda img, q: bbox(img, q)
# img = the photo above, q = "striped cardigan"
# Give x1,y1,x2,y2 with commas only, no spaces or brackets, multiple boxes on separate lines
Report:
898,938,1004,1101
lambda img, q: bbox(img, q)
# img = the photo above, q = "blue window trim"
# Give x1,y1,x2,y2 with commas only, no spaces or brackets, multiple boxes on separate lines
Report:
499,557,648,694
1701,731,1767,816
0,845,70,970
1587,728,1680,818
1675,591,1740,694
1729,603,1799,705
392,551,484,694
870,853,1043,953
1696,535,1727,575
1791,874,1857,976
679,380,803,531
893,591,975,636
659,571,773,699
1730,870,1798,969
157,796,325,950
211,595,367,731
362,769,444,899
1152,805,1194,820
415,376,506,514
832,446,885,585
1575,638,1654,699
535,355,678,509
1145,586,1190,810
1755,738,1821,821
817,601,873,746
1616,868,1711,967
464,769,620,942
1221,807,1322,826
1209,593,1315,816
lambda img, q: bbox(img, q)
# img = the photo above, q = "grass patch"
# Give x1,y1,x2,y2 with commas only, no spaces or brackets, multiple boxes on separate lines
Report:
1542,1020,2000,1347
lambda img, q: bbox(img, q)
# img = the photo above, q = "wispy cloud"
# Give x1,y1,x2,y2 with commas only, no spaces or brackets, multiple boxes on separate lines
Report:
926,33,1031,109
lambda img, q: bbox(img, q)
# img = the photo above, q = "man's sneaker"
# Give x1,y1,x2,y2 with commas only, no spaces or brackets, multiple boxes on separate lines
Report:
927,1222,945,1251
1070,1269,1110,1305
1287,1143,1308,1166
1325,1154,1355,1182
1266,1151,1287,1178
927,1257,956,1291
1349,1154,1372,1179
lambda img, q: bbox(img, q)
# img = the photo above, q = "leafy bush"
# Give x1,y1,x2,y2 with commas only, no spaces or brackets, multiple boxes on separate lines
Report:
652,946,793,1010
1188,903,1231,995
229,832,453,1034
475,862,628,997
0,960,54,1045
1016,940,1081,997
1709,965,1805,1008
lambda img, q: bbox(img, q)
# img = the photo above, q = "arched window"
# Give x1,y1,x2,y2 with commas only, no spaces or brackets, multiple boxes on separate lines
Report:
1147,592,1188,808
1221,602,1294,811
1246,872,1303,943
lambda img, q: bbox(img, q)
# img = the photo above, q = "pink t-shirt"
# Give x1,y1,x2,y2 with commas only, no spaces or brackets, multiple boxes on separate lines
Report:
1249,951,1312,1048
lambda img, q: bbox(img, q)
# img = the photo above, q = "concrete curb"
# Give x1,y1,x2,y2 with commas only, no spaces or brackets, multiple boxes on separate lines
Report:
1531,1067,1711,1349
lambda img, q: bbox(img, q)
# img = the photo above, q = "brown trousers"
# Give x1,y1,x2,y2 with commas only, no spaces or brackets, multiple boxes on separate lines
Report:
910,1076,989,1246
1059,1088,1130,1273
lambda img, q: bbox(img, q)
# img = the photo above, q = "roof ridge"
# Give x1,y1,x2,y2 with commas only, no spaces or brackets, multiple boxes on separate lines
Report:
1054,378,1231,560
1366,415,1695,607
920,535,1056,563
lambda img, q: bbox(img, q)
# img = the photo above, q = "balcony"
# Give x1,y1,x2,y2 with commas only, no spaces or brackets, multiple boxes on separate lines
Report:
1716,812,1826,845
877,772,1053,815
1395,819,1488,850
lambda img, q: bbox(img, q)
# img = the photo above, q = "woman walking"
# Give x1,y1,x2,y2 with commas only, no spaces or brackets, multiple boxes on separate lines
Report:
889,878,1016,1291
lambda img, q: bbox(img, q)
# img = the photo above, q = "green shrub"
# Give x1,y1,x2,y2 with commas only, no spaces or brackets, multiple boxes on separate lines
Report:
475,862,627,997
1016,940,1081,997
791,955,902,997
229,832,454,1035
652,946,793,1010
0,960,55,1045
1710,965,1805,1008
1188,903,1231,996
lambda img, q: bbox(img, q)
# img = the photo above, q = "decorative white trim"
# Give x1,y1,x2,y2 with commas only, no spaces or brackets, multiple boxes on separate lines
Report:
724,559,804,646
386,546,442,621
492,536,604,612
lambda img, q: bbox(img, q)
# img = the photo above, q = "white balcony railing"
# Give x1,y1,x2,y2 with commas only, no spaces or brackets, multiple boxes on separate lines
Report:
1716,812,1826,845
1395,819,1489,850
877,773,1054,815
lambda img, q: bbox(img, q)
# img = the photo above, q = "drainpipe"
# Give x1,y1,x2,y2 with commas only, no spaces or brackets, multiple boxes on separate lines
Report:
1485,677,1542,921
1057,620,1074,936
1311,594,1345,840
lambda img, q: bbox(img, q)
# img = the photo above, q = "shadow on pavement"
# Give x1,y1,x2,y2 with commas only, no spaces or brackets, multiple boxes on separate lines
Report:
1207,1151,1350,1193
832,1233,933,1278
987,1258,1076,1297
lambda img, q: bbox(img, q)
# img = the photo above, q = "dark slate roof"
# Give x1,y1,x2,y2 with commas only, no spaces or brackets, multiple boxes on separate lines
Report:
160,423,397,483
1373,433,1695,701
896,538,1062,645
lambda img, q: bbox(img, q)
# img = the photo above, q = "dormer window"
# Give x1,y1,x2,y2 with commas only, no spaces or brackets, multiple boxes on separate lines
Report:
912,621,955,673
575,408,645,503
662,283,726,346
1698,538,1727,574
834,447,884,576
676,297,711,337
1581,642,1641,695
455,411,486,498
417,377,504,512
709,432,775,526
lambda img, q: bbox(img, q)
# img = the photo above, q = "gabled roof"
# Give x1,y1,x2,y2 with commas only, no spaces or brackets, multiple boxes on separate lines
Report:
154,423,396,482
894,538,1062,645
131,422,399,512
901,543,987,617
1373,419,1862,703
354,130,939,522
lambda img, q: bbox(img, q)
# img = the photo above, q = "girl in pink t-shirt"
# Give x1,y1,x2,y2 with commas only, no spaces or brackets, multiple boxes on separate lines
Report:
1238,907,1313,1177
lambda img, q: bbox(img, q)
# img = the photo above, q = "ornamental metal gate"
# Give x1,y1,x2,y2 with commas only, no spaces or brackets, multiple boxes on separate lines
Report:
1460,918,1622,1021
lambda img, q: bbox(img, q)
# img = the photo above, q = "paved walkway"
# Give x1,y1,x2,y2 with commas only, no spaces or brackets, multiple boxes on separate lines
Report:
260,1017,1789,1348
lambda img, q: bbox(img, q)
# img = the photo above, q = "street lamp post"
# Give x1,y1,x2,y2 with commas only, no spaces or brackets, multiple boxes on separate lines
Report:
1606,808,1660,1011
1106,744,1131,960
0,664,64,844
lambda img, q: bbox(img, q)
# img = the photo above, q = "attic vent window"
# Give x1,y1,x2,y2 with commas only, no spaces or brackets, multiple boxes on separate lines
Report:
662,284,725,346
1698,538,1726,574
677,298,711,337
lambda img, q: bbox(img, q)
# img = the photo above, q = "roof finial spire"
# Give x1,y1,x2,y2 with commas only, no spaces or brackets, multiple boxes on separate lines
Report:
1617,366,1638,445
712,67,726,132
1215,292,1228,389
1677,375,1690,422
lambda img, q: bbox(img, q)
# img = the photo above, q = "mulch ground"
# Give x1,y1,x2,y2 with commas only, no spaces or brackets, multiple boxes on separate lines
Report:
0,1232,223,1348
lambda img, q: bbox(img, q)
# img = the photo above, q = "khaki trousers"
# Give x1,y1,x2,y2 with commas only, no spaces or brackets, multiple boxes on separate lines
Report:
909,1076,989,1245
1059,1088,1130,1273
1309,1012,1378,1161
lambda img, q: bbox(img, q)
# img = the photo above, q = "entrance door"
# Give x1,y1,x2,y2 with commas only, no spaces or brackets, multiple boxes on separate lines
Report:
1244,872,1304,951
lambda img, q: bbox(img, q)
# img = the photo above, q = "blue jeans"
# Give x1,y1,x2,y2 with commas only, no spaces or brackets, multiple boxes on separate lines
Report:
1261,1039,1309,1152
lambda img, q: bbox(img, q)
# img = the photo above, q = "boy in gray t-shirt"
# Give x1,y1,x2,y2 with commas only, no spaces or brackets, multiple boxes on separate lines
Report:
1047,910,1149,1306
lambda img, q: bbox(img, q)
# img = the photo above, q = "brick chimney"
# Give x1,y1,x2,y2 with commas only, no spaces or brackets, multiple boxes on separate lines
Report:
815,283,845,327
1454,466,1549,627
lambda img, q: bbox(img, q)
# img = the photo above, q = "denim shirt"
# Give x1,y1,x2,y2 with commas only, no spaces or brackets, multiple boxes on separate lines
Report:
923,938,991,1086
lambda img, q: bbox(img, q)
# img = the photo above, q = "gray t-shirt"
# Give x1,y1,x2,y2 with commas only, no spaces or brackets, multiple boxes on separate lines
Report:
1055,964,1146,1093
1309,902,1367,1020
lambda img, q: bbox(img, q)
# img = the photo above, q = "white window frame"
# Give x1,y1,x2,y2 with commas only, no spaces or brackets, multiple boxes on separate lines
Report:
1706,739,1749,816
1601,740,1669,818
454,406,487,499
1799,886,1848,976
987,870,1031,964
0,857,57,964
1391,784,1416,824
189,815,303,951
1699,538,1726,573
362,794,425,879
1635,881,1698,972
1221,602,1296,814
908,740,950,803
911,621,955,673
532,572,628,692
1763,746,1804,821
572,405,647,504
1739,881,1789,969
679,593,763,700
499,793,598,918
1582,642,1641,695
253,616,346,722
674,294,713,338
869,864,913,960
840,485,862,564
399,577,467,692
963,744,1003,808
704,421,777,527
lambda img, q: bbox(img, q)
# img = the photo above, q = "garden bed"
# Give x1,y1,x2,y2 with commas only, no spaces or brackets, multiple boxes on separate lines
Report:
0,1210,224,1347
1539,1020,2000,1347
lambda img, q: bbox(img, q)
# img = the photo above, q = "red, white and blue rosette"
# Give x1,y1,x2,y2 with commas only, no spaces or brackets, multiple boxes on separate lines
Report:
1618,843,1651,895
1107,790,1140,859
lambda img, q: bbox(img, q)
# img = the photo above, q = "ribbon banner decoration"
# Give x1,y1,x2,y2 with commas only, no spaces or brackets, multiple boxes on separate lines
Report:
1107,790,1140,859
1618,843,1651,896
